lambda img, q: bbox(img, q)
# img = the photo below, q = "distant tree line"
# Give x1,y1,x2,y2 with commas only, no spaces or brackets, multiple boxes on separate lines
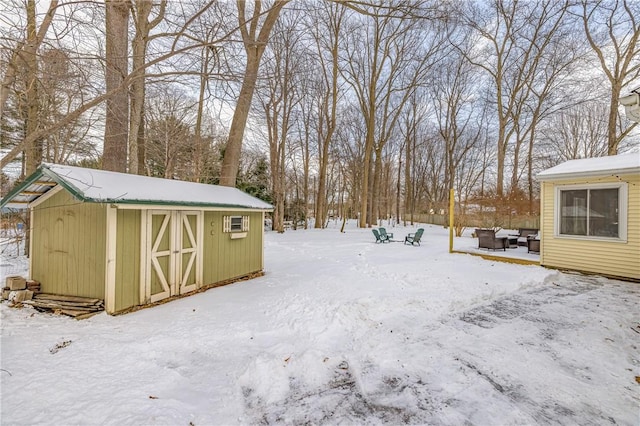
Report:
0,0,638,231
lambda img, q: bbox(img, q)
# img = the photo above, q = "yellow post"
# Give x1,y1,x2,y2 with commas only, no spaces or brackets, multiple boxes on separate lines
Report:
449,188,454,253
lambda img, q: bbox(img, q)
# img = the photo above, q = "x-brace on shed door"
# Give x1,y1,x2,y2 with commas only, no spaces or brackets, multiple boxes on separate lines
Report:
142,210,203,303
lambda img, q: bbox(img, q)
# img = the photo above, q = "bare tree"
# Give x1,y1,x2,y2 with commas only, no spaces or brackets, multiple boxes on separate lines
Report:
192,11,226,183
431,40,485,202
332,103,366,221
456,0,570,197
580,0,640,154
520,29,583,213
0,1,113,180
22,0,42,175
539,101,610,165
341,1,443,227
103,0,131,172
39,48,101,164
0,0,58,123
257,10,305,232
219,0,290,187
293,97,312,229
308,1,346,228
399,93,425,225
0,1,229,171
145,87,197,179
128,0,166,174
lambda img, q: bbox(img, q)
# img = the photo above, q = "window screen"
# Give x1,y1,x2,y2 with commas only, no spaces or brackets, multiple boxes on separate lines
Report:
559,188,619,238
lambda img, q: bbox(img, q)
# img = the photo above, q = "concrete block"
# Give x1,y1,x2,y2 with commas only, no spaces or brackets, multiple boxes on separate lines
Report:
6,276,26,291
10,290,34,303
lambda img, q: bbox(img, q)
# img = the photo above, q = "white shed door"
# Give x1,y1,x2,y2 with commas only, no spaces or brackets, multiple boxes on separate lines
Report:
177,212,200,294
143,210,202,303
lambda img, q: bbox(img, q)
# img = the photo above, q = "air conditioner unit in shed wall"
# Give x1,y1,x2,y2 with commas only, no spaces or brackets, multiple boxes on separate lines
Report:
620,93,640,122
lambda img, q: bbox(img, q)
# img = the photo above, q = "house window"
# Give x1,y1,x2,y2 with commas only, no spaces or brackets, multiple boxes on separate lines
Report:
223,215,249,233
556,183,626,240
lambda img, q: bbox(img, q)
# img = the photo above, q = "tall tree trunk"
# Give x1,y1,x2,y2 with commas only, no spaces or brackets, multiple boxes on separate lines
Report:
103,0,131,172
221,51,260,187
315,99,331,228
371,148,383,225
128,0,165,175
271,165,284,232
359,74,377,228
396,145,402,224
510,136,522,194
193,61,207,182
302,137,310,229
219,0,289,187
404,132,412,225
314,3,343,229
128,14,145,174
527,124,536,215
495,97,507,198
607,91,620,155
24,0,41,175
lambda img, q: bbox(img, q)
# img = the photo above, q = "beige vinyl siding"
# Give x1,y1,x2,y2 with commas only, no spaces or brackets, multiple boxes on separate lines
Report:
31,190,106,297
202,211,264,285
541,174,640,280
114,209,141,311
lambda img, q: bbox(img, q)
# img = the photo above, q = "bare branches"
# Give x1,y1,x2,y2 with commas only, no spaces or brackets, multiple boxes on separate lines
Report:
329,0,444,20
0,0,58,120
580,0,640,154
219,0,291,187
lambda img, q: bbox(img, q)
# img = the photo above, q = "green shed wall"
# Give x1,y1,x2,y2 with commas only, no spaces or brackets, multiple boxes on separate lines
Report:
203,211,264,285
110,209,265,313
114,209,141,311
31,190,106,298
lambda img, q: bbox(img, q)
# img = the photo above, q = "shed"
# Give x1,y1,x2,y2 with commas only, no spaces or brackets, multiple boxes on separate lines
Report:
0,163,273,313
537,153,640,281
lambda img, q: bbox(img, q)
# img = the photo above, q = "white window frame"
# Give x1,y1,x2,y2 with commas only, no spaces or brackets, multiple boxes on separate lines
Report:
554,182,627,243
223,215,250,233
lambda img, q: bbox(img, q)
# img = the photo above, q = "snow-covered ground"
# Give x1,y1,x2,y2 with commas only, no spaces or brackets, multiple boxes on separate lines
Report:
1,221,638,425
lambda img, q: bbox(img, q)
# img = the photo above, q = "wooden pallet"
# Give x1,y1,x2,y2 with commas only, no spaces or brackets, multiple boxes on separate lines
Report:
22,293,104,319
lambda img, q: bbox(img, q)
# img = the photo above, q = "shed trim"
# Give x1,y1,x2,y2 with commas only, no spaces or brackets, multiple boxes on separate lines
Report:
28,207,34,279
40,166,93,203
29,185,64,208
196,212,204,289
113,203,272,212
261,212,266,270
0,169,51,208
139,211,149,304
105,205,118,314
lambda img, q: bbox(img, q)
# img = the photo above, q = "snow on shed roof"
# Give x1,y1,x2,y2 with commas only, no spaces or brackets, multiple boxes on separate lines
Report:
537,153,640,181
0,163,273,210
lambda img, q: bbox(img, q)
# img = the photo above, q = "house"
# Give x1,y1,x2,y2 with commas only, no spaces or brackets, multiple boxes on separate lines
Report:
537,153,640,281
0,163,273,313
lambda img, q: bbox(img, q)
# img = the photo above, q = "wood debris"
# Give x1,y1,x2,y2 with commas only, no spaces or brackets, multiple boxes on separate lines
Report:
26,280,41,292
49,340,72,354
22,293,104,319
